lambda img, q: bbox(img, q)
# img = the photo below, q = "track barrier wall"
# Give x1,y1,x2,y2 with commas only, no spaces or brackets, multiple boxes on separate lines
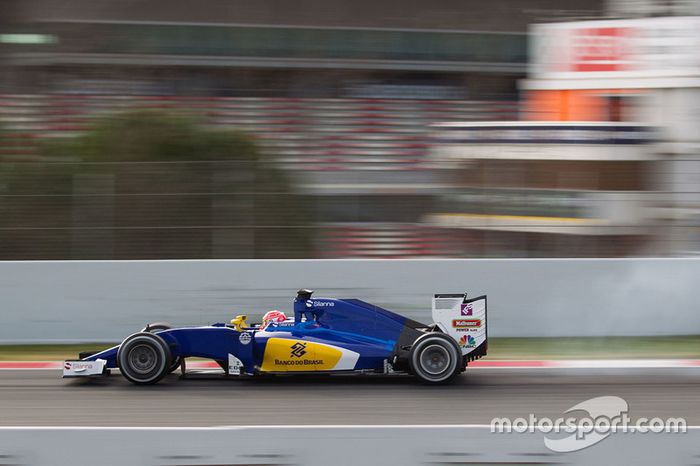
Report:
1,258,700,342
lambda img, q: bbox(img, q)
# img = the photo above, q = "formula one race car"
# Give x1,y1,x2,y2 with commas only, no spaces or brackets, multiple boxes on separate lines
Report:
64,290,487,385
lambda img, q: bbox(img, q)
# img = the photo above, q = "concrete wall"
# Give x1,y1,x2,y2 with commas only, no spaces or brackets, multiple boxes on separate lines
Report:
1,258,700,343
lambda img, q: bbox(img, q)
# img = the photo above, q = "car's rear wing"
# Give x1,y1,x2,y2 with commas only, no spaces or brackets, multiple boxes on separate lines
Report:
432,293,487,358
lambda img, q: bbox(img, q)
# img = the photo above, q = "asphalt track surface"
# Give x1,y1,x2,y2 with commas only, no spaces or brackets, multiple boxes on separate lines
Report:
1,367,699,426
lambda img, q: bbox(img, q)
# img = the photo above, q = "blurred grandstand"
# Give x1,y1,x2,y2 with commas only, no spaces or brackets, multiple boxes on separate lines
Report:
3,0,699,259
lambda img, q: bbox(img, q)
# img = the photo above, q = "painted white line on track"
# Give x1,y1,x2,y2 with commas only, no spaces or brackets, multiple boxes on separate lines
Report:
0,424,699,430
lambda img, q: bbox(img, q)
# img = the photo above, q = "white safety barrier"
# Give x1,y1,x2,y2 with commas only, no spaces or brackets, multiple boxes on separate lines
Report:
2,258,700,342
0,425,697,465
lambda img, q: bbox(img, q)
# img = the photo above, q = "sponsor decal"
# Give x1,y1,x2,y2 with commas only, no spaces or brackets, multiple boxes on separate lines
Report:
312,300,335,307
460,303,473,316
274,359,325,366
260,338,343,372
276,321,296,327
228,354,243,376
453,318,481,329
64,361,99,372
239,332,252,345
62,359,107,376
290,342,307,358
459,335,477,348
73,362,94,370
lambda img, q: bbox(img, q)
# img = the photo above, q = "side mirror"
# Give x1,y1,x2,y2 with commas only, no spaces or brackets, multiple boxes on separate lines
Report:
230,315,248,331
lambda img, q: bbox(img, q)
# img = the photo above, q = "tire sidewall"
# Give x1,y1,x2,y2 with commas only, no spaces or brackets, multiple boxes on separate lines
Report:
117,332,172,385
409,333,461,384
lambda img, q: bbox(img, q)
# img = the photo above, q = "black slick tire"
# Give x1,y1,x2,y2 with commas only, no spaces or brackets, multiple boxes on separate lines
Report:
117,332,172,385
409,333,461,384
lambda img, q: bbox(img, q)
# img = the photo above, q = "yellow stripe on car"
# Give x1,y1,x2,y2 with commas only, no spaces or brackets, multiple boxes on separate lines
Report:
260,338,343,372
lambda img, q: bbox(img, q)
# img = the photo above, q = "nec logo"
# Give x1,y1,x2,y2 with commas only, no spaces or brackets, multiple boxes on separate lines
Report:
312,301,334,307
290,342,307,358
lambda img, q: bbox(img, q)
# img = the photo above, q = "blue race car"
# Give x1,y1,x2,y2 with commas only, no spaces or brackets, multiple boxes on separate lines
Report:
64,290,487,385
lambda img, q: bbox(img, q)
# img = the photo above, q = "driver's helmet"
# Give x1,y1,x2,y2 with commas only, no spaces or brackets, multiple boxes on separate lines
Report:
261,310,287,329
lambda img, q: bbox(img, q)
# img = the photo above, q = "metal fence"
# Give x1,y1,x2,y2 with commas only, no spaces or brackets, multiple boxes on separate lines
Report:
0,160,313,259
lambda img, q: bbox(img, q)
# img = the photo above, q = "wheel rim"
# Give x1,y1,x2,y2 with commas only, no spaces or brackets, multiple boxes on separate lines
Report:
128,344,158,374
420,344,451,375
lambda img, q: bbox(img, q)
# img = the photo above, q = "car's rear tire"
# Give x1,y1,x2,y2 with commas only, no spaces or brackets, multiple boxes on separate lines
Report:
117,332,172,385
409,333,461,384
143,323,181,373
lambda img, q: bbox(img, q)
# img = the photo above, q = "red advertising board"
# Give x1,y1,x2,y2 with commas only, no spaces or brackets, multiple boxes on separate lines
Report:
572,27,629,72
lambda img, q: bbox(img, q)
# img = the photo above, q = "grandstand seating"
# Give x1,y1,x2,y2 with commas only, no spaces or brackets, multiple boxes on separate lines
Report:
0,94,517,258
0,95,517,168
317,223,464,258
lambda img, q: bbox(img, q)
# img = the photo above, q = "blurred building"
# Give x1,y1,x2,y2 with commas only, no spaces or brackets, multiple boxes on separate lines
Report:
16,0,697,258
419,0,700,257
0,0,605,97
427,121,658,257
0,0,609,259
521,14,700,255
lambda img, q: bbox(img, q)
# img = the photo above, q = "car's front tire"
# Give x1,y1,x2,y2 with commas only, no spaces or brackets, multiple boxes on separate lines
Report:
117,332,172,385
409,333,461,384
143,323,181,374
